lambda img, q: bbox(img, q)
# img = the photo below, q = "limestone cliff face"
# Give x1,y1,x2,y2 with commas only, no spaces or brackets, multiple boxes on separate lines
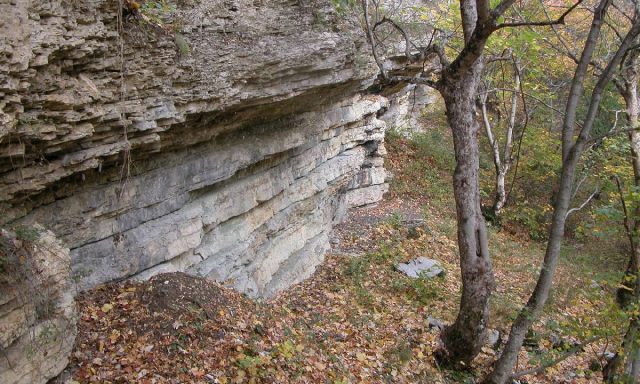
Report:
0,227,77,384
0,0,388,297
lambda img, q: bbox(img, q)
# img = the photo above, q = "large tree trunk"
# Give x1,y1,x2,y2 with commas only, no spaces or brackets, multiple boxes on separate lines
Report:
439,58,495,366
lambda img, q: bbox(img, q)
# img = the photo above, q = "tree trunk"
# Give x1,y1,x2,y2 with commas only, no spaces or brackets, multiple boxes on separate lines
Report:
495,63,519,214
494,170,507,214
605,75,640,384
484,151,578,384
439,58,495,367
479,94,507,215
479,57,519,216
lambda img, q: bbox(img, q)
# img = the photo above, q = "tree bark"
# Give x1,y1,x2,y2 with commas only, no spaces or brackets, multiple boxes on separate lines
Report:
604,61,640,384
439,57,495,366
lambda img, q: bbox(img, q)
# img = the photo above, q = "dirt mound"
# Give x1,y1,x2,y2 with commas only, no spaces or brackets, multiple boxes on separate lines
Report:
139,272,253,322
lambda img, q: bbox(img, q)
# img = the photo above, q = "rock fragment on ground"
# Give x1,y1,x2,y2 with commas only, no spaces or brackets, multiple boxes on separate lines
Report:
427,316,445,331
396,257,445,278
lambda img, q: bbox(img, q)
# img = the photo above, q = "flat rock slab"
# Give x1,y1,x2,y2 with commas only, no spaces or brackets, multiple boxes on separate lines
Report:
396,257,444,278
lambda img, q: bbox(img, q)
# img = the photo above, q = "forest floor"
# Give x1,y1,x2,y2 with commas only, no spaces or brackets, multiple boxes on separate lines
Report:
65,124,627,384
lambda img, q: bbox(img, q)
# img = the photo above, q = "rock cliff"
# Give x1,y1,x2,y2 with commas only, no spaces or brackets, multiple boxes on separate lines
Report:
0,0,388,297
0,227,77,384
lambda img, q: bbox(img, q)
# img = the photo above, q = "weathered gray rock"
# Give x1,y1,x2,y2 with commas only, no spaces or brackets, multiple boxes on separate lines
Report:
427,316,445,331
379,83,437,135
0,0,388,298
396,257,445,278
0,226,77,384
485,329,501,349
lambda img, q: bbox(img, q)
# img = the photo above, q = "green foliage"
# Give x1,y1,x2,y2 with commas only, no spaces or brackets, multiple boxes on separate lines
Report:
406,275,444,305
174,33,190,55
385,212,404,230
13,225,40,242
412,130,454,171
390,268,445,306
344,255,371,283
344,245,399,284
139,0,177,26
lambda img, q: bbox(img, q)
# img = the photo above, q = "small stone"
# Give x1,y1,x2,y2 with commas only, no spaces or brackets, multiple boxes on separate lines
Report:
396,257,445,278
427,316,445,331
485,329,501,349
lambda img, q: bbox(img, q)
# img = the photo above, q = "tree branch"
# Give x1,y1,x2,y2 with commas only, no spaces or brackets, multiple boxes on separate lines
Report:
565,188,600,220
573,11,640,151
490,0,518,21
478,88,568,118
561,0,613,161
495,0,585,30
362,0,387,79
373,17,413,60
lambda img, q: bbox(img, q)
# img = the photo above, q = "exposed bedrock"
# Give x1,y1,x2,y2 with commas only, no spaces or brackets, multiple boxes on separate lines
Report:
0,0,389,297
0,227,77,384
379,83,437,135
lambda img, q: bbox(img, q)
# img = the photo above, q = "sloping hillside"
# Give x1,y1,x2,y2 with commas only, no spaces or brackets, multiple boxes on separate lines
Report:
62,121,622,383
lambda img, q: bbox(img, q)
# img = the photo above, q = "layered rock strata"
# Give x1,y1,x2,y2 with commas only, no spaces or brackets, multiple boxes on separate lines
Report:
379,83,436,135
0,227,77,384
0,0,388,297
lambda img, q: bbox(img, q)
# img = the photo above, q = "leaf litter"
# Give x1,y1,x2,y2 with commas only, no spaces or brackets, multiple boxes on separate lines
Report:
65,134,618,383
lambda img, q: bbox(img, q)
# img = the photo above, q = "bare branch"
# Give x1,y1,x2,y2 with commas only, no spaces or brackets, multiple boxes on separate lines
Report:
565,188,600,220
538,0,578,59
479,93,502,171
505,60,531,205
585,125,640,143
572,173,589,201
478,0,491,24
611,1,634,23
578,24,640,149
362,0,387,79
478,88,568,118
373,17,413,60
495,0,585,30
562,0,613,161
490,0,518,21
